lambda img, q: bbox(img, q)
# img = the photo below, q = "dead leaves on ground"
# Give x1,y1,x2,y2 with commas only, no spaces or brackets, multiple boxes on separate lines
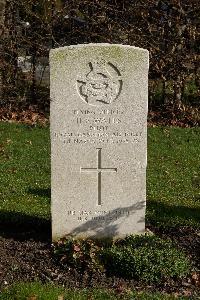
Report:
0,106,49,126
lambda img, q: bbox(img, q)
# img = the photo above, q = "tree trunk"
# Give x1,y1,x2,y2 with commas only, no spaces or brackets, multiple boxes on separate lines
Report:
173,75,183,109
0,0,6,102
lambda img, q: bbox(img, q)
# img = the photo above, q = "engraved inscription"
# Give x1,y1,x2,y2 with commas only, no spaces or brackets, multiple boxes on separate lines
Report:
53,131,142,145
81,148,117,206
67,209,130,222
77,60,122,106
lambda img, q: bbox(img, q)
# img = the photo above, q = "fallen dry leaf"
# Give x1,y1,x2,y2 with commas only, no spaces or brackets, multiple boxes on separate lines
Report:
192,271,200,286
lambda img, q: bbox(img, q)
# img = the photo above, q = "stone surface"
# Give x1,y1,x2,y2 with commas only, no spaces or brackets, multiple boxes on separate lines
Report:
50,43,149,240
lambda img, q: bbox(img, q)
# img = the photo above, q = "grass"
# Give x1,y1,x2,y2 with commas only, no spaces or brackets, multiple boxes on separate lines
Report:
0,122,51,223
0,282,189,300
0,122,199,299
147,127,200,227
0,122,199,228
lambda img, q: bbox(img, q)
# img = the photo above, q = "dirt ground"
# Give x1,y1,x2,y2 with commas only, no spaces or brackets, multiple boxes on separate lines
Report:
0,221,200,298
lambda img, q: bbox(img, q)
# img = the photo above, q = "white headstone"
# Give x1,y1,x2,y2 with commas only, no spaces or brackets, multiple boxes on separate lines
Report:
50,44,149,240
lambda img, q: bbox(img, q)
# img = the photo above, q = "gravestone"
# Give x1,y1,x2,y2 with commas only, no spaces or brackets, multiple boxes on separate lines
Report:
50,44,149,240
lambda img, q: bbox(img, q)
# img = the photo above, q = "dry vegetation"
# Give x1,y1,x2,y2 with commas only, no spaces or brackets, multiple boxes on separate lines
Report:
0,0,199,125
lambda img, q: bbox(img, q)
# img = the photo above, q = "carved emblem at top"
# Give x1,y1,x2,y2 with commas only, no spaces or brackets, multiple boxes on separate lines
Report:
77,60,122,106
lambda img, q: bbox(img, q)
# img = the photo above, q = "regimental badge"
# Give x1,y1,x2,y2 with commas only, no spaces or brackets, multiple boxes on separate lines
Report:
77,60,122,106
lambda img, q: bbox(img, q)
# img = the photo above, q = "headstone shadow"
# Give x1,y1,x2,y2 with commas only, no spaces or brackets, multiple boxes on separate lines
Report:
70,201,146,238
0,210,51,242
28,187,51,201
147,200,200,225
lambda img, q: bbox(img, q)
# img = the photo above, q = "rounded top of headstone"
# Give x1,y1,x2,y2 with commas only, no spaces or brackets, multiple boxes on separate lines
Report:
50,43,149,56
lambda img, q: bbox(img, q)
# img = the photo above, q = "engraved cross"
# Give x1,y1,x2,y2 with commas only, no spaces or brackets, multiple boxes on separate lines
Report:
81,148,117,206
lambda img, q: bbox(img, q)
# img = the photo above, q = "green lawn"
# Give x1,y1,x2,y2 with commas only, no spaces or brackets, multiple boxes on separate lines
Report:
0,122,199,299
0,122,199,228
147,127,200,227
0,282,189,300
0,122,51,224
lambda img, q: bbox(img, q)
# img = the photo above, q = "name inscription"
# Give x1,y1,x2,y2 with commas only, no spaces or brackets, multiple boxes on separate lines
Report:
52,108,143,145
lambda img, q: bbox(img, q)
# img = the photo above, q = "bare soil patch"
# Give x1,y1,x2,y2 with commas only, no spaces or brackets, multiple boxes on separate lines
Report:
0,223,200,297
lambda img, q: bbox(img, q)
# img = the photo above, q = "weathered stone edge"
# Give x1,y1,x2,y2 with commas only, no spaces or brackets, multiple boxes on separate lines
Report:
49,43,149,56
